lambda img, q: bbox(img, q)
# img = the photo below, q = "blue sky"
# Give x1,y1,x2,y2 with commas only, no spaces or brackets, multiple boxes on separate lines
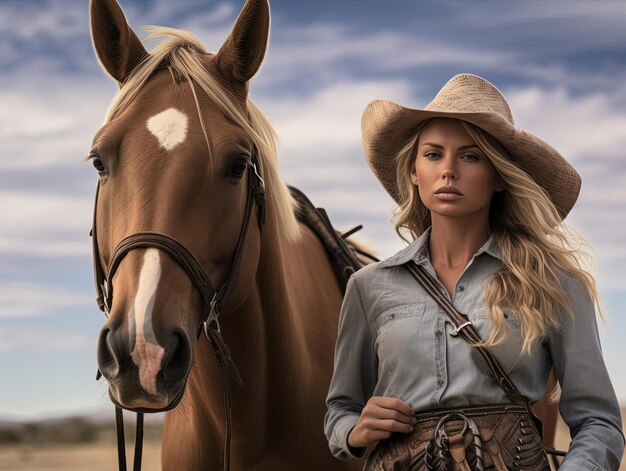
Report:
1,0,625,419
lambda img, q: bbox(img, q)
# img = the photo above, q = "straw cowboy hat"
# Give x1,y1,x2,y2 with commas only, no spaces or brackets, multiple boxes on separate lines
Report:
361,73,581,220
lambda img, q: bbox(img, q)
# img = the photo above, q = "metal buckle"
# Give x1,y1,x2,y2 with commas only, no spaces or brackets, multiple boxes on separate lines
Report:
436,412,470,438
203,293,221,339
447,319,472,337
251,162,265,188
432,412,484,471
101,280,110,316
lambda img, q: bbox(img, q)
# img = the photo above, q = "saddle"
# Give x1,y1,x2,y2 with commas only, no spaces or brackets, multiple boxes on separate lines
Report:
288,186,378,293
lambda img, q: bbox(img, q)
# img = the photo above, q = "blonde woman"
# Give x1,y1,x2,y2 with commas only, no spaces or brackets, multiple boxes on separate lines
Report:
324,74,624,470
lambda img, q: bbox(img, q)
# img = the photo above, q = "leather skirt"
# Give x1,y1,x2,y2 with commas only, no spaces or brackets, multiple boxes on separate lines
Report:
363,403,550,471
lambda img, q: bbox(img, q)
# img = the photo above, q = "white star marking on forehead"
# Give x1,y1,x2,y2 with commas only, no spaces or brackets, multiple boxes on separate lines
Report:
146,108,188,151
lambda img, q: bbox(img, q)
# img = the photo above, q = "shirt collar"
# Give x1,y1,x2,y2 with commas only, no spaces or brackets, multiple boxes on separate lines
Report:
378,226,502,268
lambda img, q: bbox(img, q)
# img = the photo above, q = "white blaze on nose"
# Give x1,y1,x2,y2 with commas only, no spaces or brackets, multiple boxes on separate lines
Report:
146,108,188,151
130,249,165,396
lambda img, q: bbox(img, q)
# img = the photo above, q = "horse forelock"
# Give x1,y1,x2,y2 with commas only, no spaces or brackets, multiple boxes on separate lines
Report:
104,25,301,243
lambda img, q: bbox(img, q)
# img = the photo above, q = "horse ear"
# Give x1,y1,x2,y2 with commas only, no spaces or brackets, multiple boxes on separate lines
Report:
90,0,148,83
215,0,270,84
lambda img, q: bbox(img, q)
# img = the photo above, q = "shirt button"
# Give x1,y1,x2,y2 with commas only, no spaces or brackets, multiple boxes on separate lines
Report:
437,379,444,386
436,330,443,337
457,286,465,292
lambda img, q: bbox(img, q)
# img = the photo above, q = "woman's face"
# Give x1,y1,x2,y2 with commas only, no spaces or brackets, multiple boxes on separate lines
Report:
411,118,504,220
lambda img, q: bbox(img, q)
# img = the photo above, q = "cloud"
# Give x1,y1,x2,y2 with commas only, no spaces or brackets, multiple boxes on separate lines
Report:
0,282,92,319
250,5,626,94
261,78,413,155
0,0,234,43
0,76,114,171
133,1,235,53
458,0,626,32
501,84,626,290
258,24,509,86
140,1,235,27
0,325,91,351
564,203,626,291
0,190,93,257
505,85,626,162
0,1,86,41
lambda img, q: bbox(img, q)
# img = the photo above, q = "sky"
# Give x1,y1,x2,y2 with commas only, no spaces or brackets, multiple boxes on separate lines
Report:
1,0,625,420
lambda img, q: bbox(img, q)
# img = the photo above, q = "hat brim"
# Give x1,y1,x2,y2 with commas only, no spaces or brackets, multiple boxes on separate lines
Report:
361,99,581,220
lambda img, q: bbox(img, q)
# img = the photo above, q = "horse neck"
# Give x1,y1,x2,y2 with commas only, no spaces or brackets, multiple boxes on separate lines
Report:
165,193,346,468
189,199,342,440
223,205,326,387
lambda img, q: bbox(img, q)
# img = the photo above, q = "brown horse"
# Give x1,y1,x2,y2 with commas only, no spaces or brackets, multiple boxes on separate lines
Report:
88,0,560,469
89,0,365,468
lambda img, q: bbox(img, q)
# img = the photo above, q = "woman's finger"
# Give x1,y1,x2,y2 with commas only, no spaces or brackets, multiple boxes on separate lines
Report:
366,397,415,423
368,418,414,434
368,406,416,425
369,396,414,417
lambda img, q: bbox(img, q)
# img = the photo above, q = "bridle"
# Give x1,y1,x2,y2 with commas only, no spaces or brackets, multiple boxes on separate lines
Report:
91,149,266,471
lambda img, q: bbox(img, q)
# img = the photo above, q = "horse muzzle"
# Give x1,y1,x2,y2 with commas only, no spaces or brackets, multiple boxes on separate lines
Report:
97,322,193,410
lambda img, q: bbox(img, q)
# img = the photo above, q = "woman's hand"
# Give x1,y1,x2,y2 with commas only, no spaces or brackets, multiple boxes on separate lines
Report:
347,396,417,449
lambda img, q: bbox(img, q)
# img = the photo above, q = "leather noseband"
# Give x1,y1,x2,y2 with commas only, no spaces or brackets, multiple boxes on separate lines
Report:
91,151,266,471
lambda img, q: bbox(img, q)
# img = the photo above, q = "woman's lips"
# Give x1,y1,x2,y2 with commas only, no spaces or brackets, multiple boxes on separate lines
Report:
434,193,463,200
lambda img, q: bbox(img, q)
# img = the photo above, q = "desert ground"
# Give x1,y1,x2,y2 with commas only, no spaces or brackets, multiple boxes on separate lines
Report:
0,442,161,470
0,411,624,470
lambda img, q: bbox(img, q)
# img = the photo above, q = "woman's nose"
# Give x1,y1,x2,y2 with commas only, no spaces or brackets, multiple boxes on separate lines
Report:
442,167,457,180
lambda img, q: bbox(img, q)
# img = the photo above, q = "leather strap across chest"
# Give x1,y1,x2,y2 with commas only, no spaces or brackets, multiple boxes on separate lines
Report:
405,262,569,462
404,262,530,408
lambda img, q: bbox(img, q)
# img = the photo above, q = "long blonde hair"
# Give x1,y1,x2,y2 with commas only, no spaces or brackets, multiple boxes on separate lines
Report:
393,118,604,354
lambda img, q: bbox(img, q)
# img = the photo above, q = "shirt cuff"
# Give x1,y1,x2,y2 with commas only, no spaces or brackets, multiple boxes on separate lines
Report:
559,457,607,471
335,415,367,459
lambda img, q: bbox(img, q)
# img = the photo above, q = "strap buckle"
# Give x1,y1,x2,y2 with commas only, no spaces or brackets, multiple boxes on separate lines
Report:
100,280,110,316
447,319,472,337
203,293,221,339
251,162,265,189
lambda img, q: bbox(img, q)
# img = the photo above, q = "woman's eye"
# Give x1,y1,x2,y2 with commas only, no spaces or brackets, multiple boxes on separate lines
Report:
424,151,479,161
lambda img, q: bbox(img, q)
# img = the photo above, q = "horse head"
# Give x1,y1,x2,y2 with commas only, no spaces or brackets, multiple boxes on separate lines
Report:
89,0,297,412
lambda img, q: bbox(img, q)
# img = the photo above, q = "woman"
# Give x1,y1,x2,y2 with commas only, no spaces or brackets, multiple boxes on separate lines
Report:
324,73,624,470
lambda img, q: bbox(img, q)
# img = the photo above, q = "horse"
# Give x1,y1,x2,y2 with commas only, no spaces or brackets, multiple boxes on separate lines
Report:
88,0,366,468
87,0,561,469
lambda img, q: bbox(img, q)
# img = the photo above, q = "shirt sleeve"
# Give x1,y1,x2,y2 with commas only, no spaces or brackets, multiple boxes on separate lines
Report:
324,273,379,460
548,273,625,471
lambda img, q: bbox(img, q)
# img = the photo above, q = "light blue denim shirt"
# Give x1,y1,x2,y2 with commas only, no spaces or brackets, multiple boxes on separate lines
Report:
324,226,624,470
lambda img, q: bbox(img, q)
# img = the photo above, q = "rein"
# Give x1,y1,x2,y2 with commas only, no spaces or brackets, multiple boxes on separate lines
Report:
91,152,266,471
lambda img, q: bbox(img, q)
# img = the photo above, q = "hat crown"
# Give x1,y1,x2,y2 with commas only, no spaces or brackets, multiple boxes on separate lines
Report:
425,73,514,125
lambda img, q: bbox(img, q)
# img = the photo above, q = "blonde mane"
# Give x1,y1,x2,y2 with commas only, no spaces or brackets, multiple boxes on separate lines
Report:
103,26,301,242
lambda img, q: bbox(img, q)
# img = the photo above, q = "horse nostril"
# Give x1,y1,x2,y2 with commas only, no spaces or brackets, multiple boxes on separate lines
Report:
97,328,120,379
162,331,192,382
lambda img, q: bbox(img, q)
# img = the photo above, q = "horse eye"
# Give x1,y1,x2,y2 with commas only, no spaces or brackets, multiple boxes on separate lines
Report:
92,156,106,176
230,158,249,179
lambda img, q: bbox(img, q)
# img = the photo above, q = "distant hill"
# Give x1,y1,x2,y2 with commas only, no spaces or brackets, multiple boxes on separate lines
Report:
0,408,164,428
0,420,18,431
0,411,163,446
